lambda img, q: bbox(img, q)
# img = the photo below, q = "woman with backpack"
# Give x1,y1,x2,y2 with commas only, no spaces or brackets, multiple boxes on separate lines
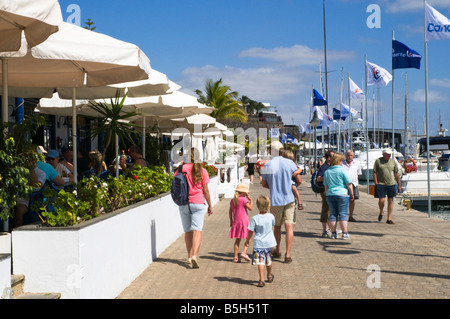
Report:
175,148,213,269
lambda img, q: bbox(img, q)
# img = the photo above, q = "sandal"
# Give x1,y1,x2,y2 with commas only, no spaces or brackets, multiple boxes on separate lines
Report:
267,274,274,283
298,203,304,210
378,213,383,222
233,257,239,263
240,253,251,262
257,281,265,288
271,251,281,258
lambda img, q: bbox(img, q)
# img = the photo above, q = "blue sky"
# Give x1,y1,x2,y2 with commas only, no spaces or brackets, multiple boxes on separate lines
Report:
58,0,450,137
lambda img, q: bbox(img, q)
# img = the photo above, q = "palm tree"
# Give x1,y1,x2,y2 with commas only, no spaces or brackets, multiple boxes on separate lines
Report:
87,90,142,162
240,95,267,115
195,79,247,123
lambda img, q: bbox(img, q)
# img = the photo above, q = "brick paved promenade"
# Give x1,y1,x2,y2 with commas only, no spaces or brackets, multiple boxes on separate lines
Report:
118,177,449,299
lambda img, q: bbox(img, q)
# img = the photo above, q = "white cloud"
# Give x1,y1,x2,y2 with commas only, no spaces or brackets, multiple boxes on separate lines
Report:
410,88,447,103
382,0,450,13
179,64,313,102
176,44,359,126
430,78,450,88
239,45,356,67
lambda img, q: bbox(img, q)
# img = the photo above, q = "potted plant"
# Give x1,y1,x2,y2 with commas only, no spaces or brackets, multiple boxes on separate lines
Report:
0,116,45,225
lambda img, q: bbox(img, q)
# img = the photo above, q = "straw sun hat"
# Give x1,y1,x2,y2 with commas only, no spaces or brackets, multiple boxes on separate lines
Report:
235,183,249,194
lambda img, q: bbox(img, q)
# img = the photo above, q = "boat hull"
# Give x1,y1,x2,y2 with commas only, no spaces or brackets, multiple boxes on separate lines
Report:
401,171,450,202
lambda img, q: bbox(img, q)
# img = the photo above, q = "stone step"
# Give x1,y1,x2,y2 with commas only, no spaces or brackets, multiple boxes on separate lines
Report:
15,292,61,299
11,274,60,299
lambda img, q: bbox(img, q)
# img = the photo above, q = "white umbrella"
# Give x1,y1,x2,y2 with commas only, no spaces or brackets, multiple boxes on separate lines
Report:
1,22,152,182
0,0,62,51
55,69,177,100
37,89,212,119
204,136,218,164
0,0,63,123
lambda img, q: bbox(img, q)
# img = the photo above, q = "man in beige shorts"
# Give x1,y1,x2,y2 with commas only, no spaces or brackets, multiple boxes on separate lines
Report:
261,141,302,263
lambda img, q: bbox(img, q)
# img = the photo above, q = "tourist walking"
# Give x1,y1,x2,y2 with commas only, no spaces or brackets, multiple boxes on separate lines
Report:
229,183,253,263
342,150,362,222
261,141,301,263
244,195,276,287
282,150,304,210
175,148,213,268
324,153,354,239
373,149,401,224
316,150,334,237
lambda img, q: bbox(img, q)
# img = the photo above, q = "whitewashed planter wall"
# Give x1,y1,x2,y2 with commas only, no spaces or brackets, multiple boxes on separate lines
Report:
12,176,220,299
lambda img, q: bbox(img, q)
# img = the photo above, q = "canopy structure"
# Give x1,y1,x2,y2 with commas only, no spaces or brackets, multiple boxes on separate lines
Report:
1,21,154,182
0,0,62,51
37,90,212,119
1,0,63,123
0,22,151,96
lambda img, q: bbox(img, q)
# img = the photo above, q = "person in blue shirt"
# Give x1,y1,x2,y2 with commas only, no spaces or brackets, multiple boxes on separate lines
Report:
323,153,354,239
316,150,334,237
245,195,276,288
261,141,301,264
36,150,65,188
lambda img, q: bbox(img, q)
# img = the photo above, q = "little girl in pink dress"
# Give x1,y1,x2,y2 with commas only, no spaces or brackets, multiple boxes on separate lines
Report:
229,183,253,262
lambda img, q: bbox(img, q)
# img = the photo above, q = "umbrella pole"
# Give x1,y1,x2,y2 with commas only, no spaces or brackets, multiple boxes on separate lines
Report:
143,116,146,155
2,59,8,127
72,88,78,184
115,133,119,179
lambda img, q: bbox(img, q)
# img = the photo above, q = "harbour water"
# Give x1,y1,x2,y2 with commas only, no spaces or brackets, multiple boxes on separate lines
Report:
359,180,450,222
414,204,450,222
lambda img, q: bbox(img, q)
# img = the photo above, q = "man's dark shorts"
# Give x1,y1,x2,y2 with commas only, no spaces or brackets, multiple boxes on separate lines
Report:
374,184,397,198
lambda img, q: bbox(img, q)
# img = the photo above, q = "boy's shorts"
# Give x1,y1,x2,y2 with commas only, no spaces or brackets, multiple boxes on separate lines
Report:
252,248,273,266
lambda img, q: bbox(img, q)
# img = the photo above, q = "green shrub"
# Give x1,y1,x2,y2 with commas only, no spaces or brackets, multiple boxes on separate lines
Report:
32,166,173,227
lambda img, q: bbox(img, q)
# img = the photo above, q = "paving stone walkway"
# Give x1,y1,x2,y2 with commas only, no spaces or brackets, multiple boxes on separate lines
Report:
118,177,450,300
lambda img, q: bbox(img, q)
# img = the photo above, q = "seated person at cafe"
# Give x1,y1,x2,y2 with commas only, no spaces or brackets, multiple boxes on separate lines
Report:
13,157,46,228
60,147,74,173
46,149,73,184
36,149,65,188
104,155,128,178
128,145,148,169
88,150,106,177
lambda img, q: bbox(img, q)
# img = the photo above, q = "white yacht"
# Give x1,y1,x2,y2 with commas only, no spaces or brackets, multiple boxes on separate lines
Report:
400,134,450,204
355,148,404,181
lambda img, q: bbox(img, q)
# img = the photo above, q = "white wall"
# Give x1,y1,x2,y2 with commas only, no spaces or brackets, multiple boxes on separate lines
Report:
12,176,220,299
0,254,11,299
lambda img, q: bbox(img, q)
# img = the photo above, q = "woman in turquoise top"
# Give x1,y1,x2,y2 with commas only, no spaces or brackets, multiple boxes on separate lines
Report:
323,153,354,239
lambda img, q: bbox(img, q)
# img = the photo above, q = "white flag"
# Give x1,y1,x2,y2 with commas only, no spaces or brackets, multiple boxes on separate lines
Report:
313,106,335,127
425,3,450,42
340,103,358,117
349,77,365,99
366,61,392,86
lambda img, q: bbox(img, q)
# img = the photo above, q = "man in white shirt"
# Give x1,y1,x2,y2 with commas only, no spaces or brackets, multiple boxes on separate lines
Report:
342,150,362,222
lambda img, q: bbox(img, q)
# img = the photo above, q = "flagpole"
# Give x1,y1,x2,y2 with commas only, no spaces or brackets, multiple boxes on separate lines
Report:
338,68,343,153
392,30,395,155
365,55,369,193
323,0,330,149
347,73,352,151
404,73,408,157
309,86,313,176
424,0,431,217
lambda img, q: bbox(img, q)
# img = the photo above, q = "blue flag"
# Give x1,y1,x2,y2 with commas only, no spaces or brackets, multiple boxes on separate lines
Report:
333,108,347,121
392,40,421,70
313,89,327,106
